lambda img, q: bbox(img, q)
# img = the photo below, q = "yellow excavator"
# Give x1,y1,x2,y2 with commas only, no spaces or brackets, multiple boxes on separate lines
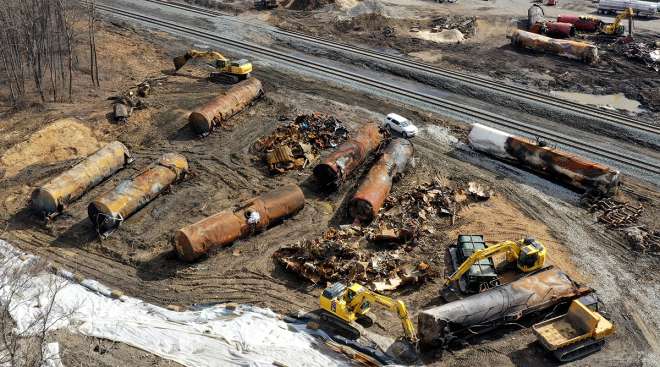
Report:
319,282,418,346
173,49,252,84
600,7,634,36
444,237,547,295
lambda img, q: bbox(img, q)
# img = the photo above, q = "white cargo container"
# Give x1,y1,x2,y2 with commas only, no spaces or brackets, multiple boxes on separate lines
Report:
597,0,659,17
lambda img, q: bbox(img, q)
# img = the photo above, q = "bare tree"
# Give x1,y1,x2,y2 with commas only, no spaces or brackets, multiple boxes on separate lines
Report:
0,0,93,107
0,252,71,367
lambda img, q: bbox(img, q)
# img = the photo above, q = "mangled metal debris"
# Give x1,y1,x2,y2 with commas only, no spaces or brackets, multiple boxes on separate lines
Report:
253,113,349,174
468,123,620,197
188,78,264,136
418,267,591,348
88,153,189,236
313,123,383,189
349,139,414,223
272,225,435,289
587,197,642,228
109,77,166,123
31,141,133,218
623,226,660,253
174,184,305,261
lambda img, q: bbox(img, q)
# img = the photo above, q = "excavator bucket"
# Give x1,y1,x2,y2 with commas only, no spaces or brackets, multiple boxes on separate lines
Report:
173,55,188,71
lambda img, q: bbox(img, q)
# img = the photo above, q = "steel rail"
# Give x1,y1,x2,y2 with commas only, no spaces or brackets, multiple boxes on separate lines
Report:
95,3,660,174
141,0,660,135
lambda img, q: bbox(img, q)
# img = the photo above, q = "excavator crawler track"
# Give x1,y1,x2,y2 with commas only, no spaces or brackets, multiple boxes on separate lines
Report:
553,339,605,362
319,311,362,340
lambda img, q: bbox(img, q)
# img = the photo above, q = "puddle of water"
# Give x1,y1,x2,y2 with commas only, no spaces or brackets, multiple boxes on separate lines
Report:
550,91,642,113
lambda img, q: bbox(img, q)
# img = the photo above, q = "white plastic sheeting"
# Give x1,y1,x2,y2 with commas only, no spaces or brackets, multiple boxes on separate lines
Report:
0,240,347,367
467,123,512,158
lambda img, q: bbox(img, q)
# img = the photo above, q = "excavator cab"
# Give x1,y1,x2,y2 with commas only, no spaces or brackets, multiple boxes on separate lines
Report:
517,238,546,271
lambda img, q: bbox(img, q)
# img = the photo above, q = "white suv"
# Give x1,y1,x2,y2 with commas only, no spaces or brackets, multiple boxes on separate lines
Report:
383,113,418,138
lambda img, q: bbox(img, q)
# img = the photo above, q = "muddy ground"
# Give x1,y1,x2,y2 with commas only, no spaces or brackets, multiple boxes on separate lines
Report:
268,8,660,115
1,17,659,367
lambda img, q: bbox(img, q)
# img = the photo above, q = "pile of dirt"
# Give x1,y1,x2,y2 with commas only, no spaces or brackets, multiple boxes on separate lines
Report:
0,118,103,179
285,0,334,10
252,113,349,174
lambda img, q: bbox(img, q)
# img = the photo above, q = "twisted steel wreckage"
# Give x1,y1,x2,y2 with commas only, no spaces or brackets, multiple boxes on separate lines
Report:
29,77,621,364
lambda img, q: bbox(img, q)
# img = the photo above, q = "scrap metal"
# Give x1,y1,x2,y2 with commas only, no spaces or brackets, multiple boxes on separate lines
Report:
31,141,133,218
417,267,591,348
511,29,599,64
88,153,189,236
188,78,263,136
253,113,349,174
349,139,414,223
623,227,660,253
313,123,382,189
174,184,305,261
587,197,642,228
468,123,620,197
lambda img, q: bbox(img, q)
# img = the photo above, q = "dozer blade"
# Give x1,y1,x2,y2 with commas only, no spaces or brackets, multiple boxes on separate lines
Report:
173,55,188,71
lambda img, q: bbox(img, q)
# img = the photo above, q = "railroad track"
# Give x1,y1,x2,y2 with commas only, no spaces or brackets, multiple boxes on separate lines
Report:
141,0,660,136
95,2,660,175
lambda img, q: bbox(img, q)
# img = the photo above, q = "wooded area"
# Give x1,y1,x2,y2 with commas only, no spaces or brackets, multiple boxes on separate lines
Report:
0,0,99,108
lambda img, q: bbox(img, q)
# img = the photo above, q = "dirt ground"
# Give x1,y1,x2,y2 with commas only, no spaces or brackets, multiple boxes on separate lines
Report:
1,15,659,367
267,3,660,115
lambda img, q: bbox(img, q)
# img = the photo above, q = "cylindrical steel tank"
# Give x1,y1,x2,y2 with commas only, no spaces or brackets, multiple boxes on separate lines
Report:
88,153,189,235
174,184,305,261
313,123,382,188
31,141,132,217
528,4,545,28
349,139,414,223
543,22,576,38
468,123,620,196
510,29,599,64
188,78,263,136
557,15,602,32
418,267,589,347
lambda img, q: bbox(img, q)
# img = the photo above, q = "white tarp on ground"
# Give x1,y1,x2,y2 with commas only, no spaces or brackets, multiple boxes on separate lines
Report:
0,240,347,367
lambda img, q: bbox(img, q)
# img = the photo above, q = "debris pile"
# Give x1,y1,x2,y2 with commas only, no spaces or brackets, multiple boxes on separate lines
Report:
273,226,435,291
587,198,642,228
614,42,660,72
623,227,659,253
109,76,166,123
274,176,492,290
253,113,349,174
285,0,334,10
430,16,477,38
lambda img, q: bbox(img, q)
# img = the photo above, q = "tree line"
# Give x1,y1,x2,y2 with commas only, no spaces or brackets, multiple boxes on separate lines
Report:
0,0,100,108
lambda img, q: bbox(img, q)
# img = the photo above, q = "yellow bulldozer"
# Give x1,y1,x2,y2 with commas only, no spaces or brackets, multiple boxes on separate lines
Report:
173,49,252,84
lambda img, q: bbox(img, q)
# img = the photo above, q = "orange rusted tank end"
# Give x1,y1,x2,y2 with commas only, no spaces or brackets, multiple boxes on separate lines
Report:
313,122,382,188
174,184,305,262
88,153,189,236
349,138,414,222
189,78,263,136
31,141,132,218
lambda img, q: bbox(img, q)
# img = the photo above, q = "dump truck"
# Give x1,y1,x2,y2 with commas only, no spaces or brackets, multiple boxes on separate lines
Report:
532,299,615,362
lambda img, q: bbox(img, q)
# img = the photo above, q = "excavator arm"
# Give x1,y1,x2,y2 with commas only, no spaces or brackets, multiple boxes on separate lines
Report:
444,240,519,286
173,49,229,71
355,290,418,344
601,7,633,35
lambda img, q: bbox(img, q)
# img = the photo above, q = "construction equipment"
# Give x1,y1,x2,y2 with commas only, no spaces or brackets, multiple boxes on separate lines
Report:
600,7,634,36
533,299,615,362
319,282,418,346
444,235,547,295
173,49,252,84
254,0,278,9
